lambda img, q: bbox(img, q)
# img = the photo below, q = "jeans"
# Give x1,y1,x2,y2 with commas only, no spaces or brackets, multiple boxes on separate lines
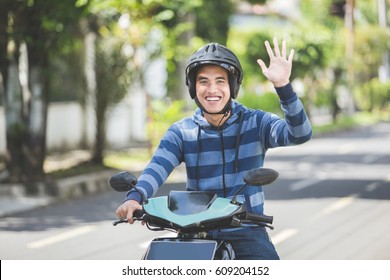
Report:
207,226,280,260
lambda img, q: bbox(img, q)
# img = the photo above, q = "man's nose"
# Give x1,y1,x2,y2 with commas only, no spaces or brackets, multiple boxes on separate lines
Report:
208,82,218,93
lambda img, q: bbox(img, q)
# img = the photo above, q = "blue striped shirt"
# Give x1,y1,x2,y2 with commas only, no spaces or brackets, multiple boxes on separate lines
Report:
126,83,312,214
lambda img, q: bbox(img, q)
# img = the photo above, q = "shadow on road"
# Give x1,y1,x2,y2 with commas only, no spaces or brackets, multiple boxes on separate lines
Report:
264,178,390,201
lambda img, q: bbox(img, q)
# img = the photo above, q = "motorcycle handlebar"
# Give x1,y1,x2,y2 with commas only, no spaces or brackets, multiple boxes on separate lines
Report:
133,209,145,218
244,212,273,225
112,209,146,226
113,209,274,230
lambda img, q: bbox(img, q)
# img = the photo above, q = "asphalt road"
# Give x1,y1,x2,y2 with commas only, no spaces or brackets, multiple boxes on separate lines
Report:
1,122,389,260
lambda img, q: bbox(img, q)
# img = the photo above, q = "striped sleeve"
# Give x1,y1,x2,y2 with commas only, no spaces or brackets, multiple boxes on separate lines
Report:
262,83,312,149
125,123,184,202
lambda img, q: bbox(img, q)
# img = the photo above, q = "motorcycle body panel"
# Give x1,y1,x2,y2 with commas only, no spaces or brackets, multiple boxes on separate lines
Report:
143,192,240,229
143,237,235,260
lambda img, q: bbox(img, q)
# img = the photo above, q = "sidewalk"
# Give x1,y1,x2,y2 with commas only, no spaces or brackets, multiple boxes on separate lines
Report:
0,150,186,218
0,150,117,218
0,169,119,218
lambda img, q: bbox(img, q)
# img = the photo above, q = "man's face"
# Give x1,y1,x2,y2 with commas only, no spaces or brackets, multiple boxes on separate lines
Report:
195,65,230,114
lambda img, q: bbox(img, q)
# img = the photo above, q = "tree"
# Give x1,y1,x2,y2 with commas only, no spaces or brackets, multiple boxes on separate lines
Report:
195,1,234,45
0,0,87,189
82,0,186,158
85,15,134,163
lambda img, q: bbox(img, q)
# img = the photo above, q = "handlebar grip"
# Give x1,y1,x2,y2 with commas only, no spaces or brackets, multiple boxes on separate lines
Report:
133,209,145,219
113,209,145,226
245,212,273,224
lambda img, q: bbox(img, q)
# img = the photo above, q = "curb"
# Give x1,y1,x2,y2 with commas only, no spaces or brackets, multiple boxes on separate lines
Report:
0,169,116,218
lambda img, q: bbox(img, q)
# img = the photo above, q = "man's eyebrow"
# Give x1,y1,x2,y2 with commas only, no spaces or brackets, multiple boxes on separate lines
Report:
196,74,208,80
196,74,226,80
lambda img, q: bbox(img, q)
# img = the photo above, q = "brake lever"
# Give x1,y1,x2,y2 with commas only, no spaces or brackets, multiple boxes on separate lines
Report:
112,215,146,226
232,214,275,230
113,219,128,226
240,220,274,230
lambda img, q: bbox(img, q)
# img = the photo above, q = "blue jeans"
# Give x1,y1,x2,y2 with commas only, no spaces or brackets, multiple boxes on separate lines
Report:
207,226,279,260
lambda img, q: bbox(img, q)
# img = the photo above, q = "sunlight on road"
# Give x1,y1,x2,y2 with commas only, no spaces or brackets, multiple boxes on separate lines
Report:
27,225,97,249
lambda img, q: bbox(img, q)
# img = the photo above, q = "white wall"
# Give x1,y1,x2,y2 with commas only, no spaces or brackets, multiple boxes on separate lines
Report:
0,56,167,154
46,102,84,150
0,93,147,154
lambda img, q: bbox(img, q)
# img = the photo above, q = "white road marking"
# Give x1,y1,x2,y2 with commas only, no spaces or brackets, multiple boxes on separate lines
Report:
361,154,381,164
338,143,355,154
322,195,357,214
365,182,380,192
27,225,97,249
311,195,357,221
290,178,321,191
271,228,298,245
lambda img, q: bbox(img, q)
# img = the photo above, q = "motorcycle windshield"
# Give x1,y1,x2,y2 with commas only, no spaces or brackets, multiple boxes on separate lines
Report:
144,196,240,228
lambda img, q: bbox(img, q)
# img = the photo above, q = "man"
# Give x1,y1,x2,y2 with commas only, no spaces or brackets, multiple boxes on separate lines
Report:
116,38,312,259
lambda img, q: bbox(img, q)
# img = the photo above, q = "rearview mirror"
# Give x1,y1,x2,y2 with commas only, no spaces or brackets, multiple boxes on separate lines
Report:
243,168,279,186
109,171,138,192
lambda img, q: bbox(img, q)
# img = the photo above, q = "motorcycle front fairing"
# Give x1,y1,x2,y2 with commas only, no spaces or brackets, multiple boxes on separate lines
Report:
143,191,243,233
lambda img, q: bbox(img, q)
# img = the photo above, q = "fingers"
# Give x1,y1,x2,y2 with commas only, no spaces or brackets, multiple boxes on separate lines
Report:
288,48,295,62
257,59,267,73
115,207,125,219
264,40,274,59
116,200,142,225
281,40,286,58
273,37,281,57
265,38,292,60
116,205,131,224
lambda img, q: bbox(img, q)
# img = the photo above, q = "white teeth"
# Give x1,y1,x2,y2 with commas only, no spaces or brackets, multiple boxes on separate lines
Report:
205,97,221,101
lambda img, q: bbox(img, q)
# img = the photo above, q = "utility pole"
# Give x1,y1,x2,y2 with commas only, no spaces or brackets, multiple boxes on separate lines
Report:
378,0,390,81
345,0,355,114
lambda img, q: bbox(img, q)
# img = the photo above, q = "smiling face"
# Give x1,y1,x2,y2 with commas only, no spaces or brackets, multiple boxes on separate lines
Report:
195,65,231,123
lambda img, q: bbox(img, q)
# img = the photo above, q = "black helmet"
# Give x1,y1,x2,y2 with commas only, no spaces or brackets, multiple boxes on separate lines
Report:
185,43,243,99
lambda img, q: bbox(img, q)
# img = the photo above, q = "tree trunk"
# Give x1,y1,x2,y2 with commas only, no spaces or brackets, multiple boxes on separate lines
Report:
82,19,100,163
167,12,194,101
24,63,48,184
3,43,49,189
83,31,97,151
0,0,9,91
3,57,27,183
1,16,49,189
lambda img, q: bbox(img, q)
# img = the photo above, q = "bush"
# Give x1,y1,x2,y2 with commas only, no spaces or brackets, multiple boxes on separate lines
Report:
147,99,188,149
355,78,390,112
238,91,282,116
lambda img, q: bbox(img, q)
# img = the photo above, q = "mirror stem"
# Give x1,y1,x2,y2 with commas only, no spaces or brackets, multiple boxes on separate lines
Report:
134,186,148,204
230,183,248,204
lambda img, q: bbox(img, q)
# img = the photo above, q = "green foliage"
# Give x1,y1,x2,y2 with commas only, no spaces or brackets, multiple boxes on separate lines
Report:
300,0,339,25
313,110,390,136
287,24,334,80
355,78,390,111
18,0,87,62
96,42,130,109
229,22,335,110
356,0,379,25
238,91,282,116
354,25,390,82
245,0,267,4
148,99,188,148
49,44,86,102
195,0,234,45
244,32,273,83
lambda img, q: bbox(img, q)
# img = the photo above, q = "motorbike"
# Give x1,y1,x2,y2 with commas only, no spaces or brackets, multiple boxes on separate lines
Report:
109,167,278,260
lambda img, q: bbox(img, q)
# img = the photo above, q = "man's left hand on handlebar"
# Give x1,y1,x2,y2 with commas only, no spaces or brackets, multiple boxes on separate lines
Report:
116,199,143,224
